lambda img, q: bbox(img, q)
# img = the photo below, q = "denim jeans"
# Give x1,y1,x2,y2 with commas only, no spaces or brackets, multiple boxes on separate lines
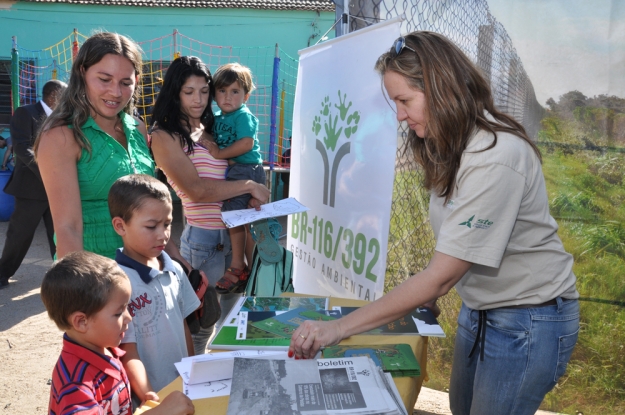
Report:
449,298,579,415
179,224,242,355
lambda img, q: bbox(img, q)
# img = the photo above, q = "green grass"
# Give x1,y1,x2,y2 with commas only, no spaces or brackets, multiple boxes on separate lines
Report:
384,118,625,414
540,150,625,414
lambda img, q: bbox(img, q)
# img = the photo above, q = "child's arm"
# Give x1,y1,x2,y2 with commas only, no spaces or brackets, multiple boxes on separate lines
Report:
119,342,157,404
184,319,194,357
208,137,254,160
143,391,195,415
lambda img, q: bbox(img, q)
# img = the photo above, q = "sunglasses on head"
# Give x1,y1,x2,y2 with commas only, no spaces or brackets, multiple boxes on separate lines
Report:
391,37,416,58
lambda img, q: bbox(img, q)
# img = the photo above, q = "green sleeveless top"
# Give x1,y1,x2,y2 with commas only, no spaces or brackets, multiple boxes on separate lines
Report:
74,113,155,258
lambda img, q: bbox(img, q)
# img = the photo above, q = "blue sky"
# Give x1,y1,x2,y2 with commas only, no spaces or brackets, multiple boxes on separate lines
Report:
487,0,625,105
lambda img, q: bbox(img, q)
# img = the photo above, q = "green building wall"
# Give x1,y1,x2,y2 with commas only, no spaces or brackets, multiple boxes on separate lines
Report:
0,1,335,163
0,2,335,60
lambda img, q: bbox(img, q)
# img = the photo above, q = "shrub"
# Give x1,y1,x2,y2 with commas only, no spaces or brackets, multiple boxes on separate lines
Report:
581,222,625,258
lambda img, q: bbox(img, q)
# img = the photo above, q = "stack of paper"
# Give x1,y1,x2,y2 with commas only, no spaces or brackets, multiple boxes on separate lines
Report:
225,356,408,415
174,350,288,400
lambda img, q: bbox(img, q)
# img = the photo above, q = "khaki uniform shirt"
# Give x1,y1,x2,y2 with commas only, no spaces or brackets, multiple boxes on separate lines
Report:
429,119,578,310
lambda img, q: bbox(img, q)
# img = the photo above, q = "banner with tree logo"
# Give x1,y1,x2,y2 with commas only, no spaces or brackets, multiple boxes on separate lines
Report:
287,19,401,301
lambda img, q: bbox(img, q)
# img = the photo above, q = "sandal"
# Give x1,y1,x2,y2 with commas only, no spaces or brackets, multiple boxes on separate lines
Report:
215,267,250,294
250,218,283,264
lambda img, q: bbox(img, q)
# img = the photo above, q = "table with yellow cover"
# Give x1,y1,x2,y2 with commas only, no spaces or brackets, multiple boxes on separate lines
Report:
136,295,429,414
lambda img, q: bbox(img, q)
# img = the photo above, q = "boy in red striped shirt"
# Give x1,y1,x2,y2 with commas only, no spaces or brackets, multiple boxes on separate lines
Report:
41,251,194,415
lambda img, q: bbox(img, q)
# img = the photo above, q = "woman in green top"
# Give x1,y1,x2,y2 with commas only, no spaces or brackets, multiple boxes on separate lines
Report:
34,32,154,259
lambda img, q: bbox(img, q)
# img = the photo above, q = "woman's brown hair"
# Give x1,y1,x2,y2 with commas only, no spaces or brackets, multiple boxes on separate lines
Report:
375,31,540,203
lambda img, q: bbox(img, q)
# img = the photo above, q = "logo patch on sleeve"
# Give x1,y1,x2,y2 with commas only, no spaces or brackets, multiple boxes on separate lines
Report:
475,219,493,229
459,215,493,230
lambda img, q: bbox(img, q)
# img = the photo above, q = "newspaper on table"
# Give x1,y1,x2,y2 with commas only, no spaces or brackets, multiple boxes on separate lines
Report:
174,350,288,400
226,355,407,415
380,371,409,415
221,197,309,228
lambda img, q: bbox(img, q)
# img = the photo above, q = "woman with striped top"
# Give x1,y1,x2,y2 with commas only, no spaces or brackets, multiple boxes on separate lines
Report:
150,56,270,355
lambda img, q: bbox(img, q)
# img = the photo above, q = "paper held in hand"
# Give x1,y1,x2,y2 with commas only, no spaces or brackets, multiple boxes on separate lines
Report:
221,197,309,228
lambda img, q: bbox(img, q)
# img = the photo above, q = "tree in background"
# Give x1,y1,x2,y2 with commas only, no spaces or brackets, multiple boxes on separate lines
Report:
544,91,625,146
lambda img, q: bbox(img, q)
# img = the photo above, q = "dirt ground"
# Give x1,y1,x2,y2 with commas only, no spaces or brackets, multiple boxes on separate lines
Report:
0,213,558,415
0,219,59,414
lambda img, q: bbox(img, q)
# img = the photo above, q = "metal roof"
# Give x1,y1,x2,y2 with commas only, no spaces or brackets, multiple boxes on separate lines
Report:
19,0,336,11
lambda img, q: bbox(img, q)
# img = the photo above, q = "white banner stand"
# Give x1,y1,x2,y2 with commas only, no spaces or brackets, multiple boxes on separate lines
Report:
288,18,402,301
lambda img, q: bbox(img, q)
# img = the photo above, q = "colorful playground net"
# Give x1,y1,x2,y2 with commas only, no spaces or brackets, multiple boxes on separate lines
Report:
10,30,88,109
10,29,295,168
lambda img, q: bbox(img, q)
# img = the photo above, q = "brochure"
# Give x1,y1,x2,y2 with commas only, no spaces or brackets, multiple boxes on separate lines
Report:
322,344,420,378
239,296,329,312
209,296,329,350
236,311,285,340
250,308,341,338
332,306,446,337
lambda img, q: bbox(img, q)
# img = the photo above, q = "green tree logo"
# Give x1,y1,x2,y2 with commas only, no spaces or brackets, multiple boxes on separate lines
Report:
311,90,361,207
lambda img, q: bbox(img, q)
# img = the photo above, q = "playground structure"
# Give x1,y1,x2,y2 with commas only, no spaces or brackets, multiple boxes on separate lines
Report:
8,29,295,171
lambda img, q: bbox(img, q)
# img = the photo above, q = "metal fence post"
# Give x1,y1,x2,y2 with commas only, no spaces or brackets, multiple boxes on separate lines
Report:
269,44,280,170
11,36,19,111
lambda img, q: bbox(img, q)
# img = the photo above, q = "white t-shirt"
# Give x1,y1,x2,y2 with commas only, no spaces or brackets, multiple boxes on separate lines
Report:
429,120,578,310
117,249,200,392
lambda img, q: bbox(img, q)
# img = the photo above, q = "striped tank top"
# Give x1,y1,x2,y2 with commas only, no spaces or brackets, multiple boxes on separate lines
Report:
167,142,228,230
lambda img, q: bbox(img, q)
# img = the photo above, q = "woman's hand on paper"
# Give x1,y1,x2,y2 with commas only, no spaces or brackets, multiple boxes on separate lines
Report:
289,320,344,359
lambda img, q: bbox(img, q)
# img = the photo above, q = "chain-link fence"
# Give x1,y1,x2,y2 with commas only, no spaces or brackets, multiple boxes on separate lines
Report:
335,0,544,289
335,2,545,368
336,0,543,139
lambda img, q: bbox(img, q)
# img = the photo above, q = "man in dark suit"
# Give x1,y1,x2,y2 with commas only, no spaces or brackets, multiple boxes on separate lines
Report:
0,80,66,289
